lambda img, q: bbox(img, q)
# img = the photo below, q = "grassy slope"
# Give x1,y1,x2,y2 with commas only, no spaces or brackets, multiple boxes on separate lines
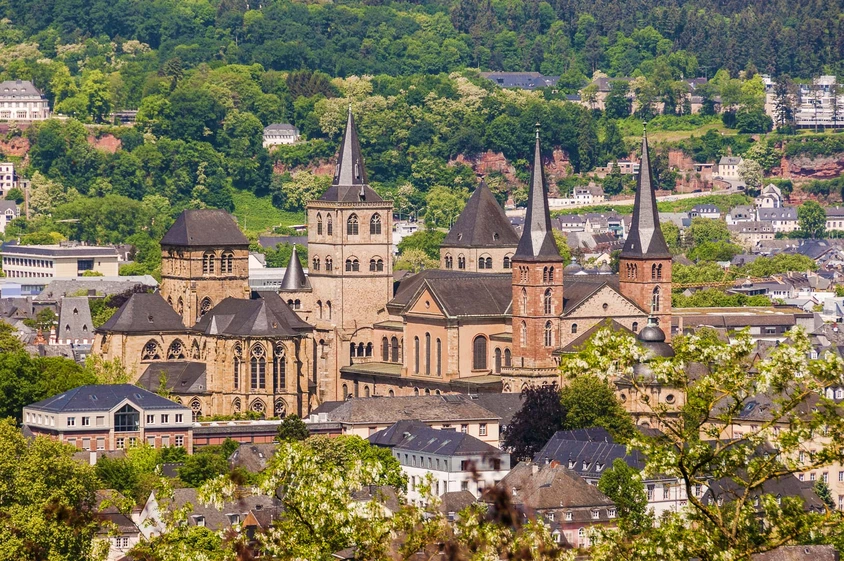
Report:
230,189,306,234
552,193,752,216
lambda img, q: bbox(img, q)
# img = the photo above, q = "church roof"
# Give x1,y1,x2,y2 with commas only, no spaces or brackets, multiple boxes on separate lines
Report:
318,107,383,203
57,296,93,341
442,181,519,248
160,209,249,247
136,361,209,395
98,292,185,333
191,292,312,337
556,317,633,354
513,127,562,262
390,270,513,317
279,246,311,291
621,132,671,259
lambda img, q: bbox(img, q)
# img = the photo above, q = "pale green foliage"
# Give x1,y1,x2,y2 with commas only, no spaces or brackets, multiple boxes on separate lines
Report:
424,185,469,228
395,247,438,272
83,354,131,384
738,159,763,190
28,171,80,216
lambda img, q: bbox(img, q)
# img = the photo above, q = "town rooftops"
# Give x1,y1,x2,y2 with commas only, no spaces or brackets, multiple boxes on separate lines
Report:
690,204,720,214
0,243,119,257
827,207,844,218
479,72,559,90
26,384,188,413
533,429,647,477
57,297,93,341
263,123,298,133
752,545,840,561
758,208,797,220
34,277,157,302
161,209,249,247
98,292,185,333
191,292,312,337
136,361,208,395
0,80,45,99
378,424,502,456
442,181,519,248
388,270,513,317
311,395,500,425
500,461,615,511
719,156,742,165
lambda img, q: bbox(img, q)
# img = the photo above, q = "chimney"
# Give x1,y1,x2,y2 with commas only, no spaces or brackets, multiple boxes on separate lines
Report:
89,451,97,465
531,463,539,475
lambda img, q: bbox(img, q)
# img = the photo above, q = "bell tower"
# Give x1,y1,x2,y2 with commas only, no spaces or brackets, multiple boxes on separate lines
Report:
510,124,564,373
618,129,672,338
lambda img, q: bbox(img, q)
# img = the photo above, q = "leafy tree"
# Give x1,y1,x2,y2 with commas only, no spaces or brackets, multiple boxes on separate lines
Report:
397,229,446,260
687,240,742,262
424,186,469,228
661,221,681,252
276,414,309,442
502,384,567,462
605,81,632,120
798,201,827,238
597,458,651,533
395,248,438,273
559,374,635,441
178,448,232,488
4,188,23,204
551,230,572,264
687,217,731,246
81,70,113,123
602,162,624,196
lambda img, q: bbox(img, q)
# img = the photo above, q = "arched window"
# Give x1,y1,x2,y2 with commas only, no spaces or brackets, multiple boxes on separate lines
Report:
485,257,492,269
233,345,242,390
347,214,359,236
202,251,215,274
388,390,395,397
354,380,359,397
370,214,382,235
326,301,332,319
167,340,186,360
504,348,512,367
503,256,511,269
478,257,486,269
221,251,234,274
190,399,202,422
657,264,663,279
458,255,466,269
369,258,384,272
191,340,200,359
250,399,265,417
294,299,301,310
141,340,162,361
358,342,365,357
425,333,431,375
325,257,333,271
317,213,323,235
313,257,320,271
345,258,360,272
521,288,528,313
365,342,373,357
391,337,399,363
632,321,639,333
544,289,553,314
317,300,323,319
382,337,389,361
548,267,555,282
199,297,212,318
326,215,333,236
414,387,420,396
350,342,357,359
436,338,442,376
414,337,420,374
473,336,487,370
364,385,370,398
342,384,349,399
494,348,502,373
543,267,548,283
273,345,286,391
445,255,453,269
571,323,578,334
651,263,657,280
232,398,242,414
652,287,661,312
520,322,527,346
274,399,286,417
545,321,553,347
251,345,266,390
176,297,184,315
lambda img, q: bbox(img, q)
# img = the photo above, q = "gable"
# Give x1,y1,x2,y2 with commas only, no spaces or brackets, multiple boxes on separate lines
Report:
563,284,646,318
406,286,446,318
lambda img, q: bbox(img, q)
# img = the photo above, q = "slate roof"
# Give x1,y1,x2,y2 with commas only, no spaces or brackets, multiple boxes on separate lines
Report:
0,80,45,99
279,246,311,291
557,318,633,353
704,473,824,513
57,297,93,341
500,462,615,511
461,393,523,428
161,488,280,531
442,181,519,248
228,443,278,473
26,384,186,413
514,129,562,262
389,270,513,317
533,430,647,478
98,292,185,333
440,490,477,515
381,424,502,456
690,204,721,214
160,209,249,247
34,277,156,302
562,275,636,314
317,395,499,425
136,361,208,395
257,235,308,249
192,292,312,337
758,208,798,221
719,156,742,165
752,546,840,561
319,108,382,203
264,123,298,133
0,243,118,257
621,133,671,259
368,419,430,447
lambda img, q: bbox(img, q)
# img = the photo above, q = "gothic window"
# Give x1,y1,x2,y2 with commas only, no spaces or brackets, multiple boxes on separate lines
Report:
414,336,420,374
494,348,502,374
199,297,212,318
458,255,466,269
545,321,553,347
326,301,332,319
317,213,323,235
382,337,389,361
221,251,234,274
273,344,286,391
478,257,486,269
521,288,528,313
520,322,527,346
191,340,200,359
325,257,333,271
202,252,215,274
651,264,657,280
543,267,548,283
652,287,661,312
473,336,487,370
177,297,184,315
544,289,553,314
370,214,382,235
232,398,241,414
425,333,431,375
251,345,266,390
274,399,286,418
521,267,528,282
167,340,186,360
233,345,242,390
347,214,359,236
190,399,202,421
250,400,265,417
436,338,442,376
141,340,162,361
571,323,578,334
365,342,373,357
313,257,320,271
503,256,511,269
656,264,663,279
445,255,453,269
345,258,360,272
632,322,639,333
391,336,399,362
504,348,512,367
364,385,370,398
548,267,555,282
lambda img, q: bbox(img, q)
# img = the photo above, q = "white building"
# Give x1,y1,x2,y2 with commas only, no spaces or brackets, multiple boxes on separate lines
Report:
826,207,844,232
0,162,15,196
755,184,783,208
0,200,18,233
758,207,798,233
0,243,121,278
548,185,605,209
393,220,420,254
262,123,300,148
0,80,50,121
370,421,510,505
717,156,742,180
688,204,721,219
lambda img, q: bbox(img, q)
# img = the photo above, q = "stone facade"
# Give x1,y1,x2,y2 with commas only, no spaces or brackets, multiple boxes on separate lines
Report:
440,246,515,273
618,256,672,338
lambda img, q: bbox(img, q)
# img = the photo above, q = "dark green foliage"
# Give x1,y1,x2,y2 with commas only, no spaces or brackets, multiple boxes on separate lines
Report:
263,243,308,268
276,414,309,442
397,230,447,260
177,439,240,487
4,188,23,203
502,384,567,462
598,458,651,532
672,290,772,308
559,375,635,442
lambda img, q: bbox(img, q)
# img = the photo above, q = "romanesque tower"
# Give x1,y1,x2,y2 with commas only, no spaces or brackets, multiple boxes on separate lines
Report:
618,131,672,337
509,126,564,373
158,209,251,326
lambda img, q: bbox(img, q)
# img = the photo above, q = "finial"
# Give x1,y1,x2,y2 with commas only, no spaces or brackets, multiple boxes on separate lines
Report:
642,121,648,133
535,122,541,139
348,102,353,115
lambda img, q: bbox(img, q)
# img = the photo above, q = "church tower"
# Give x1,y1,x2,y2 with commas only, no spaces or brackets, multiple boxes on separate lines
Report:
510,125,564,373
618,130,672,338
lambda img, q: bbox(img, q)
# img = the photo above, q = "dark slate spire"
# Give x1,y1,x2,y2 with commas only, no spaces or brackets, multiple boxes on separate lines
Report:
442,180,520,248
513,124,562,262
279,245,311,292
318,105,383,202
620,128,671,259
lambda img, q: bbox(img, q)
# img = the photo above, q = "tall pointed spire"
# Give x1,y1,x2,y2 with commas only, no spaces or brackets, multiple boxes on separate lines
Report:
514,123,562,261
319,105,382,202
620,127,671,258
280,245,311,291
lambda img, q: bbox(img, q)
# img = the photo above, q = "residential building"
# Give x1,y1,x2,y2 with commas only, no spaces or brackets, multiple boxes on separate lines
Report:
0,80,50,120
479,72,560,91
689,204,721,219
0,200,19,233
553,214,586,233
52,296,94,345
548,185,605,209
717,156,743,180
827,207,844,232
758,207,799,233
95,490,141,561
393,220,419,254
756,184,784,208
672,306,815,342
728,222,775,249
496,462,617,548
22,384,193,452
370,421,509,503
613,160,640,175
0,162,14,196
0,243,121,278
262,123,300,148
726,205,757,225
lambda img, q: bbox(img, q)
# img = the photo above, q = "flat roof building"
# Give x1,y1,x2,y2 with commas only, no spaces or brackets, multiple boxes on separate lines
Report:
1,243,121,279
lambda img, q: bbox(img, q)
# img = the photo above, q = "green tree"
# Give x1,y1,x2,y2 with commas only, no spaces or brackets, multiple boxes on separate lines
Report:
798,200,826,238
424,186,469,228
602,162,624,196
604,81,631,120
4,188,23,204
738,159,764,191
559,374,635,441
597,458,651,533
687,217,731,245
661,221,681,252
397,229,446,260
276,414,309,442
552,230,572,264
502,384,567,462
687,240,742,262
395,248,438,273
81,70,113,123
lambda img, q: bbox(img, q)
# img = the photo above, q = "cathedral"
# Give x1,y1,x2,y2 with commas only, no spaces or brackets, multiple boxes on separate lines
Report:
93,109,673,419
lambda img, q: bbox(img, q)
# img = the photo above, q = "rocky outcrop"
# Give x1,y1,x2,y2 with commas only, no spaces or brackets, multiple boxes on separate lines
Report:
452,148,572,195
784,154,844,179
87,134,121,153
0,135,29,157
